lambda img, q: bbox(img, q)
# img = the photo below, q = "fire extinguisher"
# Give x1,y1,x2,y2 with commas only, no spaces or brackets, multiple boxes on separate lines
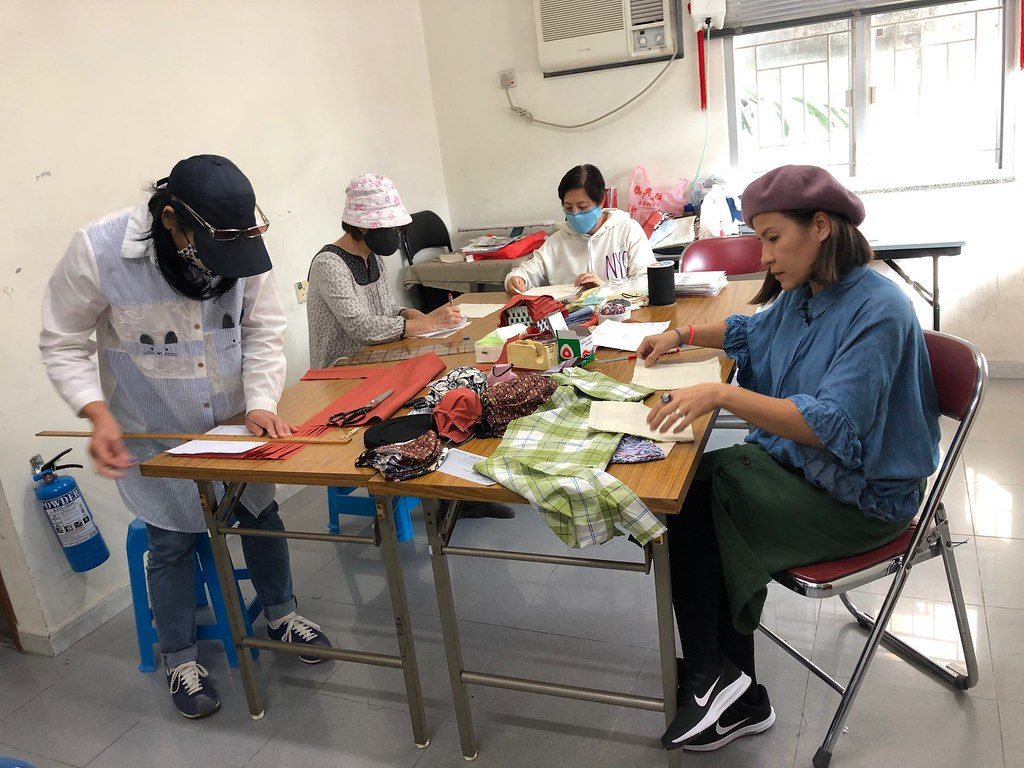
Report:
30,449,110,573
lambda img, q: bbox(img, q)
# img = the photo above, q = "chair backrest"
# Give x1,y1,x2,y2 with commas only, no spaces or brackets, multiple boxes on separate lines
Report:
920,330,987,522
680,235,764,276
401,210,452,267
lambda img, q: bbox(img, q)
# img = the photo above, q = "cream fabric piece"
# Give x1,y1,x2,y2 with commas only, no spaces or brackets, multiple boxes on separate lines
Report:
631,356,723,390
588,401,694,443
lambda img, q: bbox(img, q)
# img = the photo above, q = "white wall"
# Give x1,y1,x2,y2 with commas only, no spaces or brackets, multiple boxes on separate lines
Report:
0,0,448,652
420,0,729,228
420,0,1024,369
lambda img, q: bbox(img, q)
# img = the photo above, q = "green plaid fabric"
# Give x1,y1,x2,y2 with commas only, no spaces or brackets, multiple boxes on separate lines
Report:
475,381,666,549
550,367,653,402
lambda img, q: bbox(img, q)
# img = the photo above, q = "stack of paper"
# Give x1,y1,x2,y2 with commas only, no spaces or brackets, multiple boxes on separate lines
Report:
589,321,669,352
675,271,728,297
462,234,520,255
166,425,265,456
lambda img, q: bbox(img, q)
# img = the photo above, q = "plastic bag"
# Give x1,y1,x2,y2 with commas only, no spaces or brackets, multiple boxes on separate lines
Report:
628,166,691,225
696,184,739,239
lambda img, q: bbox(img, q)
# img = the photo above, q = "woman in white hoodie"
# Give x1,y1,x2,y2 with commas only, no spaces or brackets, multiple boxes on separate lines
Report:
505,164,655,293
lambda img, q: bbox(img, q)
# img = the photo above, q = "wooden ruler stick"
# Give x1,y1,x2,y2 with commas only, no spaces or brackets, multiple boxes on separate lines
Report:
36,430,360,446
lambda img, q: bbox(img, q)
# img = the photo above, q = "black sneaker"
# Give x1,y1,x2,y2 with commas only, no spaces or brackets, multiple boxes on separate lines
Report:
166,661,220,719
682,684,776,751
267,614,332,664
661,657,751,750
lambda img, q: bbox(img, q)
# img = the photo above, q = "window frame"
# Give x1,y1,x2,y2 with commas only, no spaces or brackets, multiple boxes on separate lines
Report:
723,0,1018,186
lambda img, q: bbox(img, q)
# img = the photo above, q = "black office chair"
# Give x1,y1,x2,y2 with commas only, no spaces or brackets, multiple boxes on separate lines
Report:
400,210,456,311
401,210,453,267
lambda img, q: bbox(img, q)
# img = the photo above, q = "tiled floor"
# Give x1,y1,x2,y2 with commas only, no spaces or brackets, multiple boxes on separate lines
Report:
2,380,1022,768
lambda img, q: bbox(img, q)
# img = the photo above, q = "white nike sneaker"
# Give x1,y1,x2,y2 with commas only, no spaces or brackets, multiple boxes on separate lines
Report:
661,658,751,750
683,684,776,751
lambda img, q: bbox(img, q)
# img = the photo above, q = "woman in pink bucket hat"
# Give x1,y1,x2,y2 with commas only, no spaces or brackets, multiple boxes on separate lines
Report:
307,173,461,368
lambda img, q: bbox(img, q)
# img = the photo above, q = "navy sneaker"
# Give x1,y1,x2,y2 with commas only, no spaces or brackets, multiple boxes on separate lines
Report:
683,684,776,751
267,614,332,664
662,657,751,750
167,661,220,719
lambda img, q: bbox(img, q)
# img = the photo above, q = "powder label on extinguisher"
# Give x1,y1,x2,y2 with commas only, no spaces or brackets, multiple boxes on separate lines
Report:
42,489,96,548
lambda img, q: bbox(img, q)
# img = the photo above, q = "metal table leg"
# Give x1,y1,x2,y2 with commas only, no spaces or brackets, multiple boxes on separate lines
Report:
424,500,478,761
375,496,430,748
652,520,681,768
932,253,941,331
196,480,265,719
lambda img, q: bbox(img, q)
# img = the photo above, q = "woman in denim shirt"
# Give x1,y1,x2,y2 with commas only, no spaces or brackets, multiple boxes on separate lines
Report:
637,165,940,752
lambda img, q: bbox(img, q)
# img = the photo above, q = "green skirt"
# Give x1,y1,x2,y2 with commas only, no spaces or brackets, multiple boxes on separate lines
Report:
691,444,909,634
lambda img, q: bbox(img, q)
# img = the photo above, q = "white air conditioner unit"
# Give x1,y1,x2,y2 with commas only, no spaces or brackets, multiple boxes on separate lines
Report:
534,0,679,77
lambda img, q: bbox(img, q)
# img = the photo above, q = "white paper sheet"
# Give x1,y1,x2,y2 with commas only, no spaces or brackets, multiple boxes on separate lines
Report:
589,321,670,352
166,425,264,455
437,449,495,485
458,303,505,319
523,284,579,299
631,357,722,390
588,401,694,443
413,318,472,338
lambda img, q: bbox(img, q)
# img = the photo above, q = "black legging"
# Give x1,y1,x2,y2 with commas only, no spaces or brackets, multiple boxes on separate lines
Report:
667,476,757,687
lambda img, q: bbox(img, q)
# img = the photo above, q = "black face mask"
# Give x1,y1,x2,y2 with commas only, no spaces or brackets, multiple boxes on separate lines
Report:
362,227,401,256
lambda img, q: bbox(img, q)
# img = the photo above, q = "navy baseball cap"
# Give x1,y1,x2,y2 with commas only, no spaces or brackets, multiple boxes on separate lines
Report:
158,155,272,279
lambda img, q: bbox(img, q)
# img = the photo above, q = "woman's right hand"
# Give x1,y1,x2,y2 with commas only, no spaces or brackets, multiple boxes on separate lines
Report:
507,277,527,294
429,304,463,328
81,402,135,479
637,330,680,367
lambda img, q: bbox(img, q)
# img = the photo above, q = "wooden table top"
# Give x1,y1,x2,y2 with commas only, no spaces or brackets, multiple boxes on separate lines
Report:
142,283,760,513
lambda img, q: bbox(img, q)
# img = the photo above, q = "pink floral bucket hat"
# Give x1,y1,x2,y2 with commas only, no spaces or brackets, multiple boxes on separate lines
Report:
342,173,412,229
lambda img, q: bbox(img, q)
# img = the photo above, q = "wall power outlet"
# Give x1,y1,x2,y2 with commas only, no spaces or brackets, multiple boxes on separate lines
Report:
295,279,308,304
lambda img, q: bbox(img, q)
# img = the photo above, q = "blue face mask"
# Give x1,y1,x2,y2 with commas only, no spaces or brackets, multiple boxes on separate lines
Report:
565,206,602,235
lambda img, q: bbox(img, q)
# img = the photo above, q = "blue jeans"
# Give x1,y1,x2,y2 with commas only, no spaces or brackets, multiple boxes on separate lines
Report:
145,499,296,669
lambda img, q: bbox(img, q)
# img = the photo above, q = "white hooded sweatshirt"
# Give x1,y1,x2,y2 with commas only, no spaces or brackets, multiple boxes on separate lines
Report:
504,209,656,290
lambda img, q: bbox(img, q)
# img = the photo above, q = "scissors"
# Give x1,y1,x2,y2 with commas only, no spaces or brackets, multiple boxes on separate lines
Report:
328,389,394,427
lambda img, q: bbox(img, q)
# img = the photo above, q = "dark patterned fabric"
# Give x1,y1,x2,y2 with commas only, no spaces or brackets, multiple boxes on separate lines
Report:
423,366,488,410
478,373,558,438
355,429,447,481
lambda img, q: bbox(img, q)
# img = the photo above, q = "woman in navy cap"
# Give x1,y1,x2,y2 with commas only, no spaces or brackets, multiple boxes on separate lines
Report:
40,155,332,720
637,165,940,752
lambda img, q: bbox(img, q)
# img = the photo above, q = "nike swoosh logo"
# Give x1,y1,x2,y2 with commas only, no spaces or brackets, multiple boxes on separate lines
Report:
694,676,720,708
716,717,750,735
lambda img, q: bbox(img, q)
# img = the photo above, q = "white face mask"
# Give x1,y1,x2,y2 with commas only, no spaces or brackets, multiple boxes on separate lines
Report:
177,241,214,277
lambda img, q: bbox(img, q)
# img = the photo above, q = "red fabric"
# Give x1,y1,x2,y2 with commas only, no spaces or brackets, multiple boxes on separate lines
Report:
784,523,920,584
499,295,565,327
301,366,388,381
641,210,662,238
470,230,546,261
191,353,446,460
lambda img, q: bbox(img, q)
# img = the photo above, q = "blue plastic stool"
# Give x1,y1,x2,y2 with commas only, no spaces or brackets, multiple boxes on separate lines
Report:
327,487,417,542
0,759,36,767
127,519,262,673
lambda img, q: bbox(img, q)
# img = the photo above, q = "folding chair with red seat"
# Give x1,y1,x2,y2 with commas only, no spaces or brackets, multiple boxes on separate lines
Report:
759,330,987,767
679,234,765,276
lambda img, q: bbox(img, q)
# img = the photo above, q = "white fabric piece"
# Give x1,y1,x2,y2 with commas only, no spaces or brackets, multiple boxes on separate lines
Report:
631,357,723,390
588,401,694,443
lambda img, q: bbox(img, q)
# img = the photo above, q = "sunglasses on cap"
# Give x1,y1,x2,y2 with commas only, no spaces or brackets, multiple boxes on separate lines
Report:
173,197,271,242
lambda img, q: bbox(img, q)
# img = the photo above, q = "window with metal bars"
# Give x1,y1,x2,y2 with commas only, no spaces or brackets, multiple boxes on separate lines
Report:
724,0,1008,179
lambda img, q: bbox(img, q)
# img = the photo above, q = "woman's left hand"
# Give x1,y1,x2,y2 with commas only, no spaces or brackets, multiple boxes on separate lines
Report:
574,272,602,289
646,384,726,435
246,409,294,438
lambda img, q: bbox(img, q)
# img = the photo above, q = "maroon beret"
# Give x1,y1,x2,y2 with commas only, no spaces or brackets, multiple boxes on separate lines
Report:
741,165,864,229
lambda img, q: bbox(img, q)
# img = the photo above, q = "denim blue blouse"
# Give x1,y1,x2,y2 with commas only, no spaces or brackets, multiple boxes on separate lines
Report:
724,266,940,523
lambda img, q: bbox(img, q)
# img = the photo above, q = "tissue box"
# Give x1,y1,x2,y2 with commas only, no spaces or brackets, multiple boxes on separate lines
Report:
475,323,526,363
